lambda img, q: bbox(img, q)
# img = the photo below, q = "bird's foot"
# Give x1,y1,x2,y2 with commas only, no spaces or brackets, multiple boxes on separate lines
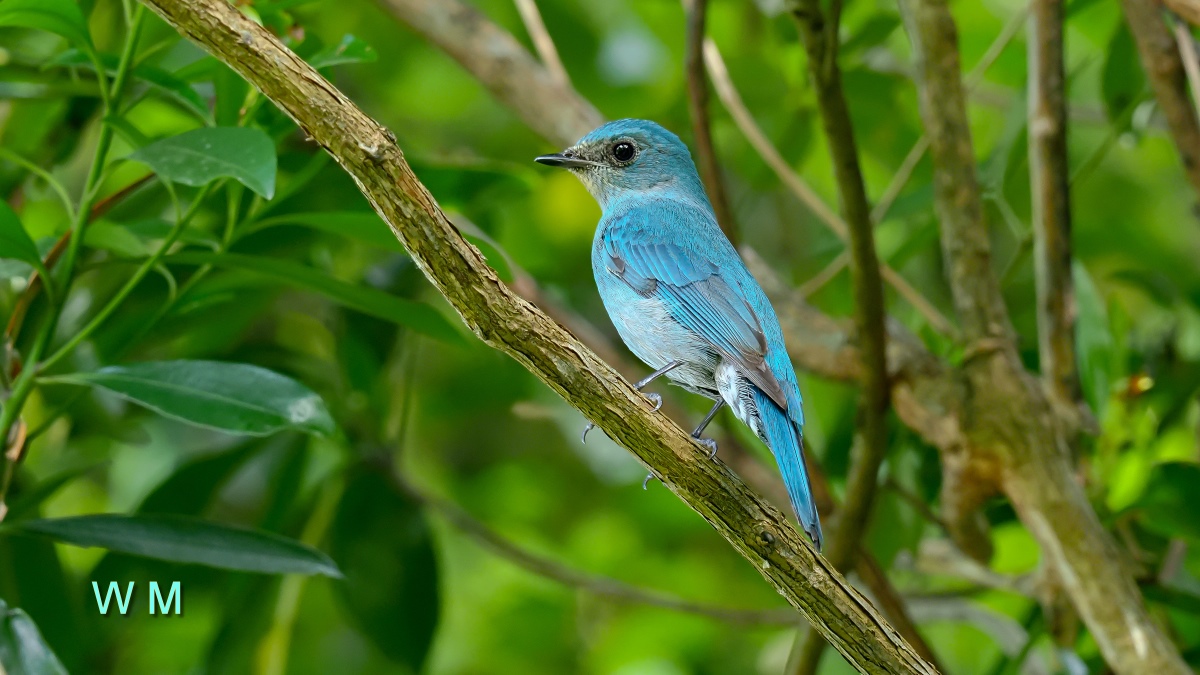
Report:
642,473,658,490
581,421,595,444
693,436,718,459
644,392,663,411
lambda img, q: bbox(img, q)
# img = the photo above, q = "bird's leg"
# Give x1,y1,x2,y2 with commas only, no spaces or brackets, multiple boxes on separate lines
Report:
582,361,682,443
643,398,726,490
690,399,724,459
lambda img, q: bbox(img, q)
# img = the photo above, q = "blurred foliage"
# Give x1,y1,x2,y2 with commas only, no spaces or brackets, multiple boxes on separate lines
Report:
0,0,1198,673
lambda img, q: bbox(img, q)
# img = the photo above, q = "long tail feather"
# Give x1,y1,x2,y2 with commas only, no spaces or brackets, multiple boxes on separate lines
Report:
753,389,823,550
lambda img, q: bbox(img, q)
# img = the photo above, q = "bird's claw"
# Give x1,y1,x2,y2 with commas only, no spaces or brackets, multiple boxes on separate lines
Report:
694,436,718,459
642,473,658,490
644,392,663,411
581,421,595,444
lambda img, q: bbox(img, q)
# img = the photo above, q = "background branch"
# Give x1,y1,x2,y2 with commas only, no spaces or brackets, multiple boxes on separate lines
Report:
377,0,602,148
897,0,1188,670
1121,0,1200,201
702,40,956,337
786,0,897,670
397,471,801,626
1028,0,1081,412
512,0,569,87
683,0,738,243
140,1,938,672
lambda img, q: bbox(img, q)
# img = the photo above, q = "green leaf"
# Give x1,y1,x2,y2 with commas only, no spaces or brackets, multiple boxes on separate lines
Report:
46,360,336,436
840,15,901,58
1102,23,1145,130
84,221,150,258
244,211,405,251
308,34,378,69
0,599,67,675
128,127,277,198
10,514,342,576
1138,462,1200,543
0,199,44,268
1073,262,1114,418
331,467,439,670
0,0,91,50
168,251,465,344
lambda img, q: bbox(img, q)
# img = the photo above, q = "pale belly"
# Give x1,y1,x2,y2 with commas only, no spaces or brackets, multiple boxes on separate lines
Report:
594,271,721,399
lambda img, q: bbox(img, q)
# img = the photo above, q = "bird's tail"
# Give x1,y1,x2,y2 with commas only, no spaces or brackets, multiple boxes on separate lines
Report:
753,389,823,550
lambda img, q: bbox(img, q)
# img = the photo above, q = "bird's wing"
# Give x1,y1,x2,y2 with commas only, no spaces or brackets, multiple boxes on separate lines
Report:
602,232,789,410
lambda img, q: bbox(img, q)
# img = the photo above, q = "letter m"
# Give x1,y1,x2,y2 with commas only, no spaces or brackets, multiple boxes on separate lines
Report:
149,581,181,615
92,581,134,615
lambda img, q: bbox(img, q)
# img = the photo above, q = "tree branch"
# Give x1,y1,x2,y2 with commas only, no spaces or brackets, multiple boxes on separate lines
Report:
683,0,738,243
897,0,1189,671
397,471,801,626
140,1,937,672
377,0,602,148
1121,0,1200,201
786,0,896,669
1028,0,1081,411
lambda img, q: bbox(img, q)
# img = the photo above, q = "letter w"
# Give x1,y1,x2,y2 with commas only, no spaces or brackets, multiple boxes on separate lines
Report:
92,581,134,615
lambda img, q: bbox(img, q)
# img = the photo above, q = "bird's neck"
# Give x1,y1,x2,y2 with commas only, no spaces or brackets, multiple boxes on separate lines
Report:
596,175,712,214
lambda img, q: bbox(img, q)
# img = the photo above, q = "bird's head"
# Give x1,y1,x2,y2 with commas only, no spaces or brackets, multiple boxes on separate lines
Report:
535,119,705,209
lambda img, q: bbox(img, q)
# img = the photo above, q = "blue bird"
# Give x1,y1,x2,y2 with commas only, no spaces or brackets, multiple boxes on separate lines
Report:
536,119,823,549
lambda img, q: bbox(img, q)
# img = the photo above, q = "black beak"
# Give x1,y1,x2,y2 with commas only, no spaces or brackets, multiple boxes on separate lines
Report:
535,153,594,169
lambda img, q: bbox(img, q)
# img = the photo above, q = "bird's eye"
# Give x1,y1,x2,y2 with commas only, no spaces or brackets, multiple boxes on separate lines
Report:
612,141,636,163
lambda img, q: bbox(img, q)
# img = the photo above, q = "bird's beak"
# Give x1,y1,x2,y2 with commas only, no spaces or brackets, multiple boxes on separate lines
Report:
535,153,595,169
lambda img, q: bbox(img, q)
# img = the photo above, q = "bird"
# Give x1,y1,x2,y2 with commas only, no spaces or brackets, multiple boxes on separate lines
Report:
535,119,823,550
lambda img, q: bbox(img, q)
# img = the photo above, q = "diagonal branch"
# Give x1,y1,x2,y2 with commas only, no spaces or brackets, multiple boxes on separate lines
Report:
683,0,738,243
140,1,938,672
379,0,602,148
702,40,956,338
1121,0,1200,201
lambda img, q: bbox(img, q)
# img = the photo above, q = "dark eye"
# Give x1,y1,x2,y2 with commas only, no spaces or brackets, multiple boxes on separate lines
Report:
612,141,636,163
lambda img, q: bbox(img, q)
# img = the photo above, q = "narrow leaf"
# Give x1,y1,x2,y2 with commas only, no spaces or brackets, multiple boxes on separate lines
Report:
129,127,277,198
308,35,378,69
46,360,335,436
168,251,465,344
0,0,91,50
5,464,102,523
10,514,342,576
0,200,43,268
245,211,405,251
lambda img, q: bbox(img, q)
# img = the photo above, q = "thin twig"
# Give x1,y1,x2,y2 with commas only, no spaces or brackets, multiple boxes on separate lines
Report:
512,0,569,87
703,39,956,337
683,0,738,243
871,5,1028,225
399,474,799,626
1172,17,1200,117
798,251,848,297
1028,0,1080,409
